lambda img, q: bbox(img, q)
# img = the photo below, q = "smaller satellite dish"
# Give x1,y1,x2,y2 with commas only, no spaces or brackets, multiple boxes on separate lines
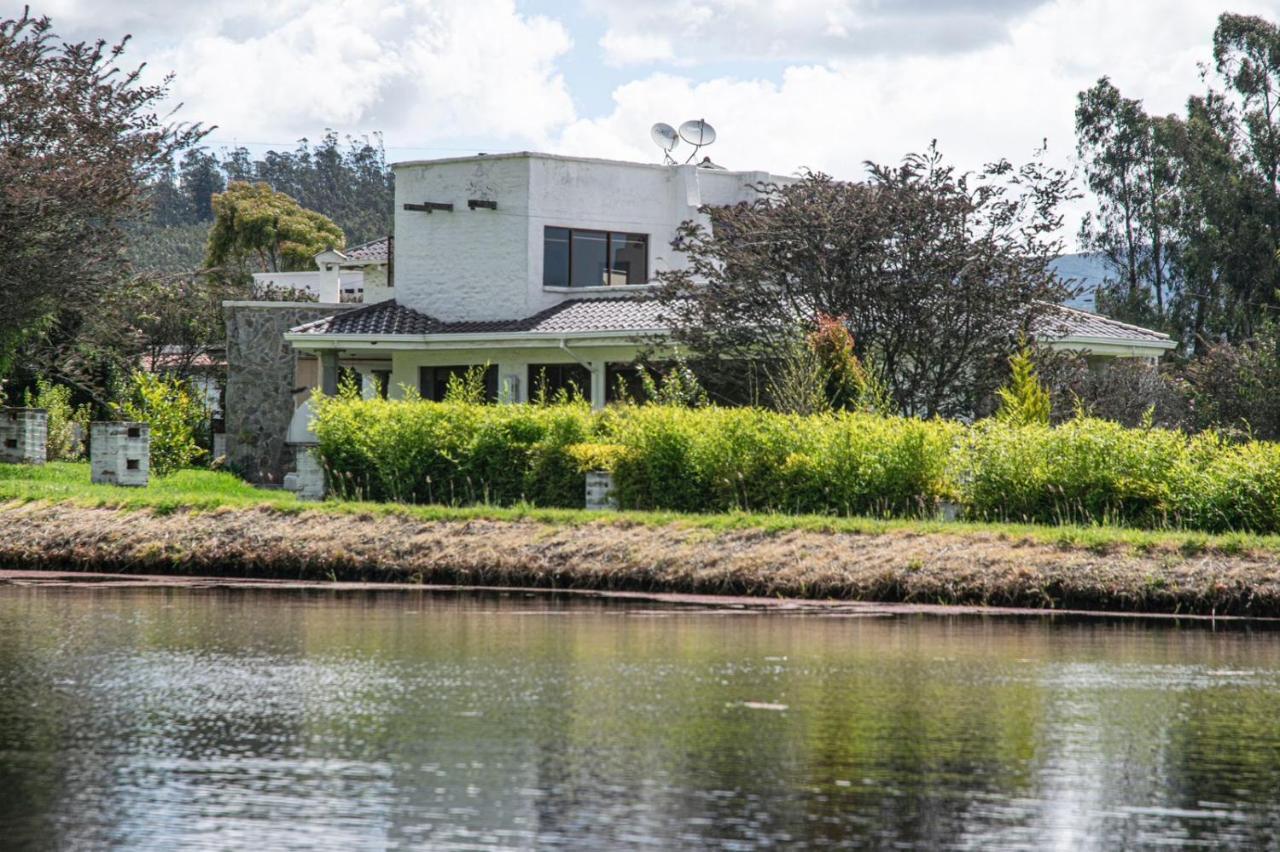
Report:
678,119,716,147
650,122,679,152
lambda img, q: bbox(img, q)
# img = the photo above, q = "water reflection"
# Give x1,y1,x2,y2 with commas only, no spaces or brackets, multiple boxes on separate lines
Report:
1,588,1279,849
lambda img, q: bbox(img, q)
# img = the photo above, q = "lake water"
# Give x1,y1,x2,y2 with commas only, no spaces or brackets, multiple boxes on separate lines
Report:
1,587,1279,850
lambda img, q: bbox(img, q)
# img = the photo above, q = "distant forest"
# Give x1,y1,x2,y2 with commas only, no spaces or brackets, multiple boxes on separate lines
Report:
132,132,394,274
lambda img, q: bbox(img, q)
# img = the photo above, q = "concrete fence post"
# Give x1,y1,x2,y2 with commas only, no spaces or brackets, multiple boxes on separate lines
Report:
585,471,617,510
0,408,47,465
90,422,150,486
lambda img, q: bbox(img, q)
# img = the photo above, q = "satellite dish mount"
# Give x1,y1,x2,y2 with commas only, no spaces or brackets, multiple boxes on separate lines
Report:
650,118,717,165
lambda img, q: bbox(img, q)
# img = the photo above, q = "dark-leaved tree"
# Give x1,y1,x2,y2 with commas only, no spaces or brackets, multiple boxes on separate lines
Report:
657,144,1076,417
0,11,205,379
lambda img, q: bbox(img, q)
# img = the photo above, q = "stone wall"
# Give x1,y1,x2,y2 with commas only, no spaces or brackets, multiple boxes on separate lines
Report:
223,301,354,484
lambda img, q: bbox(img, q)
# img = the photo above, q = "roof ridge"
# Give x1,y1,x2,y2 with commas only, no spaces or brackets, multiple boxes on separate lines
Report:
342,235,390,253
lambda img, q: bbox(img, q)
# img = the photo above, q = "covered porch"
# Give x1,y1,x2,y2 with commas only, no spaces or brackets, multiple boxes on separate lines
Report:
284,298,674,409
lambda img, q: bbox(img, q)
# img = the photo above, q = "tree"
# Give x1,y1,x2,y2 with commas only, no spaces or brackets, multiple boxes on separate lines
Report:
179,148,226,223
657,144,1075,418
1076,13,1280,347
205,181,345,273
1075,78,1177,325
0,11,205,377
994,341,1051,426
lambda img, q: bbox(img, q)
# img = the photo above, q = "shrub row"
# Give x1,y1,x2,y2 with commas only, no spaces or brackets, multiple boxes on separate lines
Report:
312,397,1280,533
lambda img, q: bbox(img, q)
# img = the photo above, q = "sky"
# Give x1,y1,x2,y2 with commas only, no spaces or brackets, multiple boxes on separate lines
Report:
24,0,1280,245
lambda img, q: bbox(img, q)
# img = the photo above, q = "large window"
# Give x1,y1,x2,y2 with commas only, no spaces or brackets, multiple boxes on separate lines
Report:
543,227,648,288
419,365,498,402
528,363,593,403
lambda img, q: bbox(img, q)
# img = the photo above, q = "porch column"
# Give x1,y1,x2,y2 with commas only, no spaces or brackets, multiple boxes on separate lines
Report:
320,350,339,396
590,362,606,411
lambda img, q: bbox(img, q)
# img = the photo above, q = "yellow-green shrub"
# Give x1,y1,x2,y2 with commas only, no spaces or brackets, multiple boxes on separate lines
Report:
310,397,1280,534
313,396,593,506
961,417,1188,526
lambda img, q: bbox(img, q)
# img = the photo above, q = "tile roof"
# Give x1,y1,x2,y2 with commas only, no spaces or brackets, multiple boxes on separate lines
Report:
291,297,1171,348
1032,303,1172,344
338,237,390,263
290,296,672,337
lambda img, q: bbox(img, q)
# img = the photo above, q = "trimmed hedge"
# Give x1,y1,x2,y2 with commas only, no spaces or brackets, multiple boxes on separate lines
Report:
312,397,1280,533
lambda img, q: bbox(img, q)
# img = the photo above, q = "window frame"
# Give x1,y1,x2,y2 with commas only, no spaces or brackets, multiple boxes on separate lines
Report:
542,225,649,289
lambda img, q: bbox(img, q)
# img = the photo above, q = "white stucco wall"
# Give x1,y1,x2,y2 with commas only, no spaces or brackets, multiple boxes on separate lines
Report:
361,266,393,304
252,270,363,301
391,152,786,323
393,156,531,322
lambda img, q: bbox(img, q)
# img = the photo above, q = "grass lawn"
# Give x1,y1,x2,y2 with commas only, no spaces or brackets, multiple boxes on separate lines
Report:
2,461,1278,557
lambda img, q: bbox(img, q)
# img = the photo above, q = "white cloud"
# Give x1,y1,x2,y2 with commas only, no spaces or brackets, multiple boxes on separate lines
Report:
583,0,1052,65
42,0,578,146
558,0,1280,244
599,31,675,67
33,0,1280,246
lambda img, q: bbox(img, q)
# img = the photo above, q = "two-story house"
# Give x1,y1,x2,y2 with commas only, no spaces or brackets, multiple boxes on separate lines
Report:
282,151,781,407
222,150,1175,483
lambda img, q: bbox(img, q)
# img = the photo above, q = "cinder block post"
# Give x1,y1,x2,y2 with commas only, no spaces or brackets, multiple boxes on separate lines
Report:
0,408,47,465
90,422,150,486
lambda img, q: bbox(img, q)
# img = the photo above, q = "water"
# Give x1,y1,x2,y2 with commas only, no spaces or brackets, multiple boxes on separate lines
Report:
2,587,1279,850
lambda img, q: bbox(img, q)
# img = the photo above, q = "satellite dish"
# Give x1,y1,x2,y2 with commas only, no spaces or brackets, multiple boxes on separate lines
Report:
678,118,716,147
650,122,679,152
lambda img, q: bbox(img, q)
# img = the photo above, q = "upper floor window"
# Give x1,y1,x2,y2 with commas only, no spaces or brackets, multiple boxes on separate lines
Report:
543,227,648,288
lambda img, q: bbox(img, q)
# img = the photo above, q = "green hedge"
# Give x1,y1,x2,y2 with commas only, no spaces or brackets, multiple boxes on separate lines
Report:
312,397,1280,533
313,398,593,506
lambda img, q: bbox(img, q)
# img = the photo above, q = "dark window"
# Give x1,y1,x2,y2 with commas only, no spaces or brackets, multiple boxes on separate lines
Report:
418,365,498,402
528,363,592,403
372,370,391,400
543,227,648,288
609,233,648,285
571,230,609,287
605,364,646,403
543,227,570,287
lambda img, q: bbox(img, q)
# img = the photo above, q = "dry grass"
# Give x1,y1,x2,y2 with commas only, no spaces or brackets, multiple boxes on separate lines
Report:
2,500,1279,616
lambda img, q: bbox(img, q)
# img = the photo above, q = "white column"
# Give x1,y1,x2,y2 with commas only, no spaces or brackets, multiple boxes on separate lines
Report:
590,362,606,410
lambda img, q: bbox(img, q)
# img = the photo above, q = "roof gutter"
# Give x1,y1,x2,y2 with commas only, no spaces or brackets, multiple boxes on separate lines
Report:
1050,334,1178,350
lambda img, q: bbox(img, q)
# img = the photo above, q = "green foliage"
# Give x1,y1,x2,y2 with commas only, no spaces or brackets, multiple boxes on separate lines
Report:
565,442,630,474
962,415,1280,533
764,332,831,416
443,364,491,405
995,342,1052,426
311,396,1280,535
205,181,345,273
120,372,209,476
312,396,594,506
636,353,710,408
22,380,90,461
314,398,958,518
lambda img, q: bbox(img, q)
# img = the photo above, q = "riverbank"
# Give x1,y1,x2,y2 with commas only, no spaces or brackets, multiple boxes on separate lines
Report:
2,464,1280,615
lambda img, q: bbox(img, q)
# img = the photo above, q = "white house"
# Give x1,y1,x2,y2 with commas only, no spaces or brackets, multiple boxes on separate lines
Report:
251,236,392,303
280,150,1175,412
283,152,782,407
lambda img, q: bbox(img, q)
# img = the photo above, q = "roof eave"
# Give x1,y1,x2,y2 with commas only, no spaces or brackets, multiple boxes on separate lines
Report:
1046,335,1178,354
284,328,672,349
